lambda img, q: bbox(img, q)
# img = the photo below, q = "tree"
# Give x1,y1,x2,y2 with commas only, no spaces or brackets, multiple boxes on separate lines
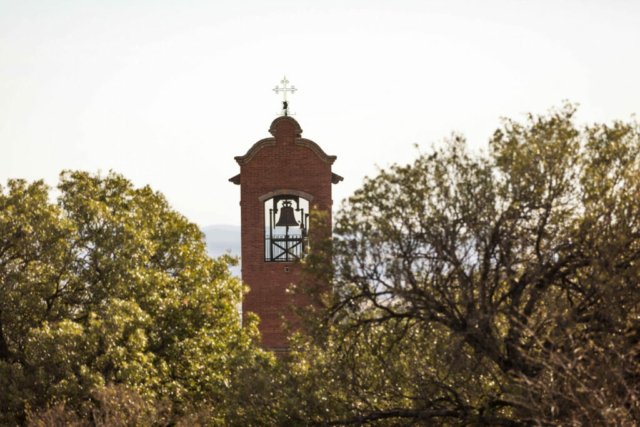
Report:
5,104,640,426
238,104,640,426
0,171,266,426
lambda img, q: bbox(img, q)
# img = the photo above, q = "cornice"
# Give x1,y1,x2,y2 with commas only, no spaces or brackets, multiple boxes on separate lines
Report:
228,174,241,185
294,138,337,164
234,137,337,166
234,138,276,165
331,172,344,184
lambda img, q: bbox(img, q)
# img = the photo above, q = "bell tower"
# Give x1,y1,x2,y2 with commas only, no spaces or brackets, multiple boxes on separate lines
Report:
229,114,342,352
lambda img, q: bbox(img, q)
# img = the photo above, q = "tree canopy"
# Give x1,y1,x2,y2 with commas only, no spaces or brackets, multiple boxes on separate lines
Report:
0,171,266,426
2,104,640,426
234,104,640,426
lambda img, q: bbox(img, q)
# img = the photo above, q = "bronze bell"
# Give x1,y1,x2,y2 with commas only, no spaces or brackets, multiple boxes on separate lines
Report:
275,201,299,227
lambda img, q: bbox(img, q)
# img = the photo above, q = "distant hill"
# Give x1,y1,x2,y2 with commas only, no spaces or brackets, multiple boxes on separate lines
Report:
201,224,241,277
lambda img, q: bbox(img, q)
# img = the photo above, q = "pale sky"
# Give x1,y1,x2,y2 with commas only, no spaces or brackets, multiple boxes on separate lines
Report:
2,0,639,226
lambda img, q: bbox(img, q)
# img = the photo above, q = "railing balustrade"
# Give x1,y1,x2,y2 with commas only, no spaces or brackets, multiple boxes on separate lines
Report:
265,234,306,262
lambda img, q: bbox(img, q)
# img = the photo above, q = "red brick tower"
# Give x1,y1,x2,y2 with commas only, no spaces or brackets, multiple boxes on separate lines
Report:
229,116,342,352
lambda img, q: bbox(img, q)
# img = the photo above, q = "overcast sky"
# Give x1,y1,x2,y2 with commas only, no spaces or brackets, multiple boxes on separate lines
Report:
2,0,639,226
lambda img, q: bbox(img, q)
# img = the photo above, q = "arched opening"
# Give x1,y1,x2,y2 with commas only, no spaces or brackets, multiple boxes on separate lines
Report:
264,195,309,262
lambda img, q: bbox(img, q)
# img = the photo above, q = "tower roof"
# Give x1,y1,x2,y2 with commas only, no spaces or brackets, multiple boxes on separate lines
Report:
233,116,338,166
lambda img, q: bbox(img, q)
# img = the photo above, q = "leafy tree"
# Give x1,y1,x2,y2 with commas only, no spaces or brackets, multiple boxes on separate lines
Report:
5,104,640,427
0,171,266,426
238,104,640,426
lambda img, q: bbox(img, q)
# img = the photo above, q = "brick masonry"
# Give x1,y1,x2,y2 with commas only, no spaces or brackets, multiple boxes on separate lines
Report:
231,116,339,351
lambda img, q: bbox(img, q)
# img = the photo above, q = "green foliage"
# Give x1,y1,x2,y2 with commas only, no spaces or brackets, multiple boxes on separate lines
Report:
239,104,640,426
0,171,267,426
4,104,640,426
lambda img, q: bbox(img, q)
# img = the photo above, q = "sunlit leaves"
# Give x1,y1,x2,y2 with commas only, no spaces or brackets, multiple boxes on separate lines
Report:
273,104,640,425
0,171,264,425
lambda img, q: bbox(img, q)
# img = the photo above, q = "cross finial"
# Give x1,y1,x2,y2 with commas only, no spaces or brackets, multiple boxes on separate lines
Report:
273,76,296,116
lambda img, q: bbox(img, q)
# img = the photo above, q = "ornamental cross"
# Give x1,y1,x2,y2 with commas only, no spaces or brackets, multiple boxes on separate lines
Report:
273,76,297,116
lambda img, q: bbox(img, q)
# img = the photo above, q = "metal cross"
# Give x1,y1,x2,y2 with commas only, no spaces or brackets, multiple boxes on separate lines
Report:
273,76,296,116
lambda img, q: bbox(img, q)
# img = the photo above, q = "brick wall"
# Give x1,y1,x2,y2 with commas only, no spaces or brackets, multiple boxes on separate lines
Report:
235,116,336,350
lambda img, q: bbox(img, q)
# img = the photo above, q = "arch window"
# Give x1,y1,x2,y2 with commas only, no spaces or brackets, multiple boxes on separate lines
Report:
264,195,309,262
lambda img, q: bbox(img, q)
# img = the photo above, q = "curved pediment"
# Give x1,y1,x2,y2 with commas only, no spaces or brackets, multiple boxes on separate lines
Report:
234,138,276,165
234,136,337,165
294,138,337,164
234,116,337,165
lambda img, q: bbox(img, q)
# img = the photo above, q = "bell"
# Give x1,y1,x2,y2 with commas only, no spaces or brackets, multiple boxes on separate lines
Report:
275,201,299,227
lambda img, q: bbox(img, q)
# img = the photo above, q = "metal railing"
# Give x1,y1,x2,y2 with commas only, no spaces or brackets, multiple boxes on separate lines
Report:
265,234,306,262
